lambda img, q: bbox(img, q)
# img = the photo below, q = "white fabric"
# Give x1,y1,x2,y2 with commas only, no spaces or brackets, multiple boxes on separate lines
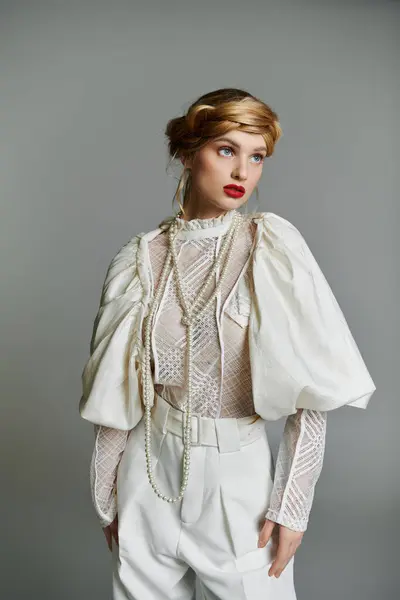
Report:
111,394,297,600
89,411,327,531
81,209,376,531
265,408,327,531
147,215,256,418
79,235,146,430
80,209,376,428
249,213,376,419
90,425,128,528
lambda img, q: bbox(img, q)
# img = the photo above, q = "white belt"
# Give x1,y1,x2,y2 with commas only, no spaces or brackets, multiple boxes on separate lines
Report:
152,392,266,453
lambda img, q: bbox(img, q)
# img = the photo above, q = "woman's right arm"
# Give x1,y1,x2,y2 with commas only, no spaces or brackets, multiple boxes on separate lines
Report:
90,424,129,528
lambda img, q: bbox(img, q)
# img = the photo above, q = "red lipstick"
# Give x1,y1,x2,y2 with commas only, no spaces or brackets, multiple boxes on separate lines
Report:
223,184,245,198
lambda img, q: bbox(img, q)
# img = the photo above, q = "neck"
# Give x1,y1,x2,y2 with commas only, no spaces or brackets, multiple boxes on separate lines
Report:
180,200,231,222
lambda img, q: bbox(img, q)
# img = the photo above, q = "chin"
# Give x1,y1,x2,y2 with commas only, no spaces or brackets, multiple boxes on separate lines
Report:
214,197,247,213
194,194,247,217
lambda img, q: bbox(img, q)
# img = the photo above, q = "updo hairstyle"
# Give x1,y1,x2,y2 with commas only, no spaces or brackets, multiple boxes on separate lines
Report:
164,88,282,216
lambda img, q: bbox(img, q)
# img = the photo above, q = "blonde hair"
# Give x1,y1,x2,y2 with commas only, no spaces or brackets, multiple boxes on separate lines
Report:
164,88,282,217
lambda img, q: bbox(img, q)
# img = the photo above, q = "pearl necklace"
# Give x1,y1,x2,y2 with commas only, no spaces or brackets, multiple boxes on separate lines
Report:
142,209,243,502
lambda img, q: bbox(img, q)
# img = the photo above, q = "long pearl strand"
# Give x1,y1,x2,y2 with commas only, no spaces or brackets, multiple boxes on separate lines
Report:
142,209,243,502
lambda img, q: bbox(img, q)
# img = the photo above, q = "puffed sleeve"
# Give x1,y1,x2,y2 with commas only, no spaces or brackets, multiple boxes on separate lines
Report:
249,212,376,419
79,235,146,430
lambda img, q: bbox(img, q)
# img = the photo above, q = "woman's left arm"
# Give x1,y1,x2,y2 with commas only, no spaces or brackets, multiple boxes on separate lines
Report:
258,408,328,577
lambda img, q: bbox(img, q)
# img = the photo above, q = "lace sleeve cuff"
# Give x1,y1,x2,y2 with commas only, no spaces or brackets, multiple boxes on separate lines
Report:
265,408,327,532
90,424,129,528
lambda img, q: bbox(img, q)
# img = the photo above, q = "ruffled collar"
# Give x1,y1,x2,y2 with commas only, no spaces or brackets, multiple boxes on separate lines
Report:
175,209,237,231
168,208,239,240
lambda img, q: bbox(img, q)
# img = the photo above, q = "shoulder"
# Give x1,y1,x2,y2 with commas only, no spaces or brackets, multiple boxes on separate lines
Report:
101,233,145,304
250,211,306,250
102,219,166,300
108,233,143,268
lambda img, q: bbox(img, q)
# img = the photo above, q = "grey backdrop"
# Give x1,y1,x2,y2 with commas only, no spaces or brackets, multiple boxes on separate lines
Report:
1,1,398,599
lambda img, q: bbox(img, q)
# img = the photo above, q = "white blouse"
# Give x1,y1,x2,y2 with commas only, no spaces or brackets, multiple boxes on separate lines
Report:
80,210,376,530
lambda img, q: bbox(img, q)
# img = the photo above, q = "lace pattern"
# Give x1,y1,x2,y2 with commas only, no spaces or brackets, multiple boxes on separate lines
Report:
88,212,328,531
265,408,328,531
90,424,128,528
147,216,256,418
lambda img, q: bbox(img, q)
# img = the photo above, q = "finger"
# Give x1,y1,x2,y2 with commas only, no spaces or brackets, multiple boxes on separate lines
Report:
268,541,292,577
269,557,287,578
111,517,119,545
269,543,297,577
258,519,275,547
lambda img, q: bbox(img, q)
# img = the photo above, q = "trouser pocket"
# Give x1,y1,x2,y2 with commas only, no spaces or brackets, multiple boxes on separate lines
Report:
218,432,275,561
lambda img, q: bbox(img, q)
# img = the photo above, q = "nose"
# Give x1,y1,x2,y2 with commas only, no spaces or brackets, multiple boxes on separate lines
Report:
231,158,248,181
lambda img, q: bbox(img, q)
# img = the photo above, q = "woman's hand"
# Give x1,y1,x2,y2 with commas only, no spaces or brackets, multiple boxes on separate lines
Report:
258,518,304,578
103,514,119,551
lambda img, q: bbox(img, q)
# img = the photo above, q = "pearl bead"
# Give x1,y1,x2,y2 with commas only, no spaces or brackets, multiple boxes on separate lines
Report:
141,210,243,503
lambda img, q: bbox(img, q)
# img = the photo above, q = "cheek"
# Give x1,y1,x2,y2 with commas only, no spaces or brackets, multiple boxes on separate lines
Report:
250,168,263,187
195,157,226,184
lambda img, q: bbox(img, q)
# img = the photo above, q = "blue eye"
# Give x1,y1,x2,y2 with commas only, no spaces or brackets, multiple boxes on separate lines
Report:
219,147,233,157
218,146,265,164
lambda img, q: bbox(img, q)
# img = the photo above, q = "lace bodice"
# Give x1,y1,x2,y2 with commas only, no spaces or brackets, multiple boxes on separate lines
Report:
89,211,327,530
147,213,256,418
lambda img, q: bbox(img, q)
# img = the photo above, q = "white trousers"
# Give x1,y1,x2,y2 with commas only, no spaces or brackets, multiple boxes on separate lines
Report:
112,393,297,600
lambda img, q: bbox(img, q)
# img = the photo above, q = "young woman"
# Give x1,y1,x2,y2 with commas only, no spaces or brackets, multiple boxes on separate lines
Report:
79,88,376,600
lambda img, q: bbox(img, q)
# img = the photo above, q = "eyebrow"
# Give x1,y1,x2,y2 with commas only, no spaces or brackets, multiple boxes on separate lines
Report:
214,137,267,153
